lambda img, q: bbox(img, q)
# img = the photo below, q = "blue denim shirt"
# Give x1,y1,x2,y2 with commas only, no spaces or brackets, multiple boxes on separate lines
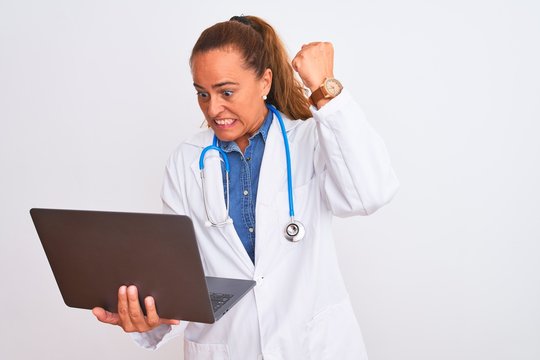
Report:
216,111,273,264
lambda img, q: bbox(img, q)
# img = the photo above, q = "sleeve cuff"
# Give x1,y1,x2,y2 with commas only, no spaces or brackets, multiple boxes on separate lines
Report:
129,324,173,350
310,88,354,119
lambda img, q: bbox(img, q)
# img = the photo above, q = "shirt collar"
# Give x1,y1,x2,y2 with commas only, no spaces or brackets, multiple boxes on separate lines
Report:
218,109,273,152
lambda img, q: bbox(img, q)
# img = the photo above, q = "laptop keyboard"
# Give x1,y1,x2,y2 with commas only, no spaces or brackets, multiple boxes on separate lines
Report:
210,292,234,312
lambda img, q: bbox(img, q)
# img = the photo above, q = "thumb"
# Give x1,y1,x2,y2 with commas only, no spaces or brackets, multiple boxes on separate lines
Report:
92,307,120,325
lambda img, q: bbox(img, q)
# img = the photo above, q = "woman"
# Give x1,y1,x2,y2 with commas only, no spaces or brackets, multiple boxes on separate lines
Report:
93,15,399,359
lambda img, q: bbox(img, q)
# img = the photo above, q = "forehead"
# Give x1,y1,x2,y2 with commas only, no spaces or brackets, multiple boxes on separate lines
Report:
191,48,255,85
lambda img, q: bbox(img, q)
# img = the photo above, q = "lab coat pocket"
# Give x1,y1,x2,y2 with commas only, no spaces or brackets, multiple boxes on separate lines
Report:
283,173,318,207
276,176,320,237
305,300,366,360
184,337,230,360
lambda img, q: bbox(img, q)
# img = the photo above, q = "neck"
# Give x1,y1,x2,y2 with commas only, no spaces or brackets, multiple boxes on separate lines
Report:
236,107,269,153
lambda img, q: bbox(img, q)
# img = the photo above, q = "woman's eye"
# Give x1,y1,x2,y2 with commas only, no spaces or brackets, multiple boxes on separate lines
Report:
223,90,234,97
196,92,209,99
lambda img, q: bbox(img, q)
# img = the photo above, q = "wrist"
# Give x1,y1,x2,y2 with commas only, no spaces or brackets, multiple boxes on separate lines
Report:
309,77,343,108
314,98,332,109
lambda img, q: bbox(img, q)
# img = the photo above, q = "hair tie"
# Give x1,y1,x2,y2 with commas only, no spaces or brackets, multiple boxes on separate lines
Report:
230,15,253,27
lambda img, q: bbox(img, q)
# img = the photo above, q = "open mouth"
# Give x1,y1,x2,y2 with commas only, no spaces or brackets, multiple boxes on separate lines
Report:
214,118,237,127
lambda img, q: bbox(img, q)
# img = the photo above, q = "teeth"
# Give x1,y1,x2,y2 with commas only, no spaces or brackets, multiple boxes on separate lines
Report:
215,118,234,125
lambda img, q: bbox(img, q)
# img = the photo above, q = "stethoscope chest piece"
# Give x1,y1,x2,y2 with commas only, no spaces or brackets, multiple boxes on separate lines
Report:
284,219,305,242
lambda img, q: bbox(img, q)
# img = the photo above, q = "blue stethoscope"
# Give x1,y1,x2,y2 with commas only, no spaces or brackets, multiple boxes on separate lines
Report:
198,104,305,242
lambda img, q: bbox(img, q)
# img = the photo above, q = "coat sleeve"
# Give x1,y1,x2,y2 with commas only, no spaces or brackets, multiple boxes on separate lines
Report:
312,89,399,217
161,146,190,215
129,148,190,349
129,322,187,350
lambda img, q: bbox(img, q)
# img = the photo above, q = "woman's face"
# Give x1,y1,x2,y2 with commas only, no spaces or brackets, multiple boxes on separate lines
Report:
191,48,272,151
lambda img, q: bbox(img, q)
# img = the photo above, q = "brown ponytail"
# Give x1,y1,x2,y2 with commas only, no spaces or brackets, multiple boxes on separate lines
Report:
190,16,312,120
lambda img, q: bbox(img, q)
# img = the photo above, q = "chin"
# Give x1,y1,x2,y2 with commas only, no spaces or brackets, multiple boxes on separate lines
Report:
214,132,238,143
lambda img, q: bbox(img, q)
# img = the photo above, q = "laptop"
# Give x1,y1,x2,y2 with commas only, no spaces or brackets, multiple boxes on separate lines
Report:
30,208,256,324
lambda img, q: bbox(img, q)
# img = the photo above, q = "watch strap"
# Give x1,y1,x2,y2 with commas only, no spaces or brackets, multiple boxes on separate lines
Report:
309,85,327,106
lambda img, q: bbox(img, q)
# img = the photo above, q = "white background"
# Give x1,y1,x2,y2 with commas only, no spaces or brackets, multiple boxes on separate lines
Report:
1,0,539,359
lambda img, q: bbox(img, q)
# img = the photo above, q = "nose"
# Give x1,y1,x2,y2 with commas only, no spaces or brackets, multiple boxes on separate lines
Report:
206,96,224,118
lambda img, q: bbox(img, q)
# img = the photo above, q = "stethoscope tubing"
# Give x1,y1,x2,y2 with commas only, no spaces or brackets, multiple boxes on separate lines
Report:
199,103,305,241
199,145,229,172
270,105,295,218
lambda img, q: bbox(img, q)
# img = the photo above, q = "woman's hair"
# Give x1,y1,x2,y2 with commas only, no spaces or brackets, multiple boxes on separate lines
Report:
190,15,311,120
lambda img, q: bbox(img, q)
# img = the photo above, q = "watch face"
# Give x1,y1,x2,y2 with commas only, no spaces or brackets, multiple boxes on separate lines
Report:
324,78,343,96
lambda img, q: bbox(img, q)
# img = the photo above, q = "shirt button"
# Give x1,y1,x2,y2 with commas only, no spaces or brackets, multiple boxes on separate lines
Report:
249,227,254,233
243,190,249,196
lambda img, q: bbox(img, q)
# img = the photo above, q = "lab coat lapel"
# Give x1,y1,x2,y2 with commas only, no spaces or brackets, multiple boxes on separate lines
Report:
255,114,288,207
255,113,299,270
190,149,255,274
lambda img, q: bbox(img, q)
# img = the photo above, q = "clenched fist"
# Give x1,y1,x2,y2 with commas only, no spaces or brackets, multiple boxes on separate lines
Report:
291,42,335,93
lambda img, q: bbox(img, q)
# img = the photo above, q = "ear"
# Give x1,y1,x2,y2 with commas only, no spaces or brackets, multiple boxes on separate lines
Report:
261,68,273,96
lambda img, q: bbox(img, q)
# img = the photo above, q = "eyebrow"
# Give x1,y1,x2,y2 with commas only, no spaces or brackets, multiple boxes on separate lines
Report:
193,81,239,90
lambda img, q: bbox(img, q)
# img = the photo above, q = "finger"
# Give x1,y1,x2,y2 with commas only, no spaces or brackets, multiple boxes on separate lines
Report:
126,285,147,331
92,307,120,325
144,296,181,326
117,285,133,330
292,51,304,73
144,296,160,328
161,318,181,325
291,56,299,72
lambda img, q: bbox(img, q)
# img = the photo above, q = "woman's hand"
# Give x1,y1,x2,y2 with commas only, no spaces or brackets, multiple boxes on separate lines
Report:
92,285,180,333
291,42,335,93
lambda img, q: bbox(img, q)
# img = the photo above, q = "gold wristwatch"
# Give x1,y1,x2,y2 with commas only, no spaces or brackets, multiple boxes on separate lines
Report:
309,78,343,106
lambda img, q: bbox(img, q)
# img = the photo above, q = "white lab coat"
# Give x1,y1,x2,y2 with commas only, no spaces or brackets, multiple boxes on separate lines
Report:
132,90,399,359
